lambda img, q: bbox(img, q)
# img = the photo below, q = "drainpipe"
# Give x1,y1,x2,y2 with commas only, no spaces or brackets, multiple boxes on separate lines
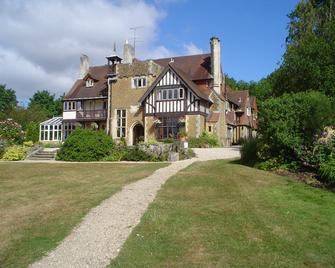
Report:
106,77,112,135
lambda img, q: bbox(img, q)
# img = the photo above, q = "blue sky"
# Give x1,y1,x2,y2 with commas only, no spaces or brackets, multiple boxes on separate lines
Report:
150,0,299,81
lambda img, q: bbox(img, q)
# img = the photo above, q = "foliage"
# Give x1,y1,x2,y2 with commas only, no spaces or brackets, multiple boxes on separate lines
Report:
41,141,62,148
28,90,63,117
161,138,174,144
2,145,29,161
240,137,259,166
271,0,335,99
0,119,24,144
104,146,165,162
139,138,159,145
319,157,335,183
25,122,40,143
9,105,48,130
177,128,187,138
188,131,219,148
57,128,113,161
23,141,34,147
179,148,195,160
258,91,333,166
0,84,17,117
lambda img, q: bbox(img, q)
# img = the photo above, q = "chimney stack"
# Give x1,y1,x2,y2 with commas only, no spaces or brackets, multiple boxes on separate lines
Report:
80,54,89,78
123,40,135,64
210,37,222,95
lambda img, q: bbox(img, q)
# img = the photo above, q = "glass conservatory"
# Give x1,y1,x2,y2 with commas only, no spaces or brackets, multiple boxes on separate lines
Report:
39,117,63,142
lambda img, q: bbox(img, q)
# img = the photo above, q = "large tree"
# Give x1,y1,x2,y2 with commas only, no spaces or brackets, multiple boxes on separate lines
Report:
28,90,63,117
272,0,335,98
0,84,17,116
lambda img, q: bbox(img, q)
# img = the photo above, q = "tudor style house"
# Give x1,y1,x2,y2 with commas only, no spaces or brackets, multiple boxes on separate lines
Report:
40,37,257,145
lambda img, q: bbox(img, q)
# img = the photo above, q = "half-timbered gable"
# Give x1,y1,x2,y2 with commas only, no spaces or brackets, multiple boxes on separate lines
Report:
140,64,211,116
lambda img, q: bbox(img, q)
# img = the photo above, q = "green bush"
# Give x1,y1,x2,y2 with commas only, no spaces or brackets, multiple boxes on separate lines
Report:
57,129,113,161
121,148,157,161
189,131,219,148
25,122,40,143
161,138,174,144
104,146,166,162
240,137,259,166
319,158,335,183
2,145,29,161
179,148,195,160
258,91,333,166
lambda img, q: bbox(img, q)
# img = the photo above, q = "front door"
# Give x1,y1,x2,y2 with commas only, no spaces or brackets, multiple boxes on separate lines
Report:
133,124,144,145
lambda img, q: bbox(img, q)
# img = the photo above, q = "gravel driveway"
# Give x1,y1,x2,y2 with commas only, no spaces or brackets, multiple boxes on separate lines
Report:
31,147,240,268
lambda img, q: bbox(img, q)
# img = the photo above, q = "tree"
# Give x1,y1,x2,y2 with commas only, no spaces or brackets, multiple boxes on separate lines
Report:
0,84,17,117
28,90,62,117
272,0,335,98
9,105,48,130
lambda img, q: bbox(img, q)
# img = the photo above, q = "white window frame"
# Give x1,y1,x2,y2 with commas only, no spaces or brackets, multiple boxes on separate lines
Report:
157,88,184,101
86,79,94,87
132,77,147,88
246,107,251,116
64,101,76,111
116,109,127,138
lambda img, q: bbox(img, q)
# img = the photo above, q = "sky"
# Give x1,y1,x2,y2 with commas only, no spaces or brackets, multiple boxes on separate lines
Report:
0,0,299,104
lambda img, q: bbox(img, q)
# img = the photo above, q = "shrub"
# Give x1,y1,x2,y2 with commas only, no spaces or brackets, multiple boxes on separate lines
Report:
139,138,159,145
179,148,195,160
23,141,34,147
25,122,40,143
240,137,259,166
57,128,113,161
2,145,29,161
258,91,333,165
319,158,335,183
161,138,174,144
189,131,219,148
0,119,24,144
121,147,162,162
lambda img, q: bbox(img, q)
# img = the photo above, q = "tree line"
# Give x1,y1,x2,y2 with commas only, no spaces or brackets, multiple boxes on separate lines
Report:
0,85,64,142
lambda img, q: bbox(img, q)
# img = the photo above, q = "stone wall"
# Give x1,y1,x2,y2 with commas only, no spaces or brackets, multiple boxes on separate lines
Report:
186,114,205,138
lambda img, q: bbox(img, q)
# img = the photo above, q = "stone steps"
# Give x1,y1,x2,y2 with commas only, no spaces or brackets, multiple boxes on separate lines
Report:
27,149,58,160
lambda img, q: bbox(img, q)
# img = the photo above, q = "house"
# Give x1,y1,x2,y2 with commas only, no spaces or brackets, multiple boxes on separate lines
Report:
40,37,257,145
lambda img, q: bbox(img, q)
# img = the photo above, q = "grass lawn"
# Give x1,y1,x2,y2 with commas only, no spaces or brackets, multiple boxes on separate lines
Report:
0,162,167,268
110,160,335,268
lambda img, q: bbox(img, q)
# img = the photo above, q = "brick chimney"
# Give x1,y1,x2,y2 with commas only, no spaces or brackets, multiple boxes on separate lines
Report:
123,40,135,64
210,37,222,95
80,54,89,78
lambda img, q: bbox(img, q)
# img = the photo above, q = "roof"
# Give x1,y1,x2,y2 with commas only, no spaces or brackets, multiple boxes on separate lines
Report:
40,117,62,126
227,90,249,107
153,53,211,81
64,66,111,100
139,63,211,103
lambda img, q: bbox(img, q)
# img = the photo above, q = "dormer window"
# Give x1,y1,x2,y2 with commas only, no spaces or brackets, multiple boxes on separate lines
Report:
86,79,94,87
132,77,147,88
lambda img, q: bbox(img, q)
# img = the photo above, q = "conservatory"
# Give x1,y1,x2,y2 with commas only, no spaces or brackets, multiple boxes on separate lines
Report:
39,117,63,142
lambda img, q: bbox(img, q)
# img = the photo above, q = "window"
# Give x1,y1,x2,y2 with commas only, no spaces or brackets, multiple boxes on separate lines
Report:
132,77,147,88
246,107,251,116
116,109,126,138
64,122,75,139
64,101,76,111
86,79,94,87
158,88,184,100
208,126,212,132
156,117,179,140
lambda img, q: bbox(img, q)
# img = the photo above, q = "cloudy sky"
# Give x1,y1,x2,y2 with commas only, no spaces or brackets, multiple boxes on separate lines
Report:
0,0,298,103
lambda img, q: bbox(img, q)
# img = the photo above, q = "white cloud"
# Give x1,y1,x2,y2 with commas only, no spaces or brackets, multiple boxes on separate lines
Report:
0,0,172,101
183,42,204,55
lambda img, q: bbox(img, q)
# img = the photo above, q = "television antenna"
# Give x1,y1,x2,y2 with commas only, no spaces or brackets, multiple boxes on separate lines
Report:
130,26,144,56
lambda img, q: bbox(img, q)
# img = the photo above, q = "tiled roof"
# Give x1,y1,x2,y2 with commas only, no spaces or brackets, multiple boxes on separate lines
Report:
64,66,111,100
153,54,212,81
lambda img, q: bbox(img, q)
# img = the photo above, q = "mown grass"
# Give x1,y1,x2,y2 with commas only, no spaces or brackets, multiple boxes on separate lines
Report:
110,160,335,267
0,162,167,268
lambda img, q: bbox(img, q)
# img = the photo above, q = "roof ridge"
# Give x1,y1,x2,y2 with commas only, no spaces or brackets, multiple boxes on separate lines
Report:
152,53,210,61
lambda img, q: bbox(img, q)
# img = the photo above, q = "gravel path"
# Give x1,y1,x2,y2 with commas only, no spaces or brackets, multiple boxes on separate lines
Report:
31,148,239,268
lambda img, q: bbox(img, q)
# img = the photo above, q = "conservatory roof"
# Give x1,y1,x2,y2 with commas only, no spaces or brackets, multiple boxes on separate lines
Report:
40,117,63,126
